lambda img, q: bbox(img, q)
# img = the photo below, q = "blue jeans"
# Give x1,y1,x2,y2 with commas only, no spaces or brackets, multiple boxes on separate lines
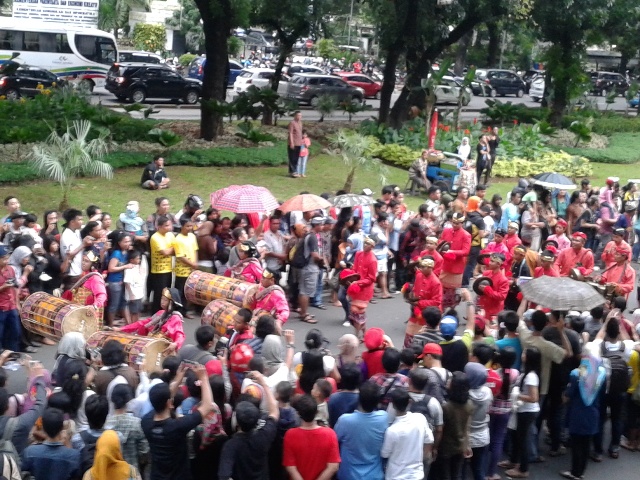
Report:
107,281,127,313
0,309,21,352
487,413,510,476
632,229,640,260
338,286,350,321
297,155,308,175
468,445,487,480
594,391,626,454
311,270,324,306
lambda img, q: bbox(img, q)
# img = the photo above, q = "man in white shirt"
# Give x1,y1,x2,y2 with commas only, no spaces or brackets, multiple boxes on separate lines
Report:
60,208,93,291
381,389,434,480
263,216,287,272
371,213,391,299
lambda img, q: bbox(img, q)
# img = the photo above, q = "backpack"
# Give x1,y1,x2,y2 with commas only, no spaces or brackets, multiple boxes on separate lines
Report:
0,417,20,474
290,234,310,268
601,341,630,394
79,430,99,473
431,368,451,404
408,394,435,430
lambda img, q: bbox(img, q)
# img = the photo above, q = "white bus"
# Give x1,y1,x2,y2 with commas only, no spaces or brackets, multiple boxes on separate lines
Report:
0,18,118,90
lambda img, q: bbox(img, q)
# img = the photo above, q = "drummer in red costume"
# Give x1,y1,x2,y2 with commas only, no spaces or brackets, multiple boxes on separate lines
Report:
598,244,636,298
417,236,443,276
475,253,509,319
117,287,185,355
440,212,471,309
481,228,510,264
62,251,107,325
404,257,443,347
504,222,522,252
601,228,632,267
246,268,290,331
546,219,571,251
555,231,594,277
225,241,263,283
347,237,378,338
534,248,560,278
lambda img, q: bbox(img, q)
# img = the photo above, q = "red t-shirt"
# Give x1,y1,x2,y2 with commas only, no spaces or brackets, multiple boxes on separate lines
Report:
486,368,503,397
362,350,385,379
0,266,17,311
283,427,340,479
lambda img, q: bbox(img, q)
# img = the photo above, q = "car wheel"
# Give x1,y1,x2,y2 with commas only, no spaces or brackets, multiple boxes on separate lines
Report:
310,96,319,107
516,89,524,98
130,89,146,103
79,79,94,93
184,90,199,104
5,89,19,100
375,91,381,100
351,96,362,106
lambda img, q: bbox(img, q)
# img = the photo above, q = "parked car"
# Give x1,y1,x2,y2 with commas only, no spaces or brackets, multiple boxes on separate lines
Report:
473,69,527,97
286,74,364,106
521,69,544,93
119,51,163,64
432,76,472,105
233,68,289,95
334,72,382,99
285,64,325,76
590,71,629,96
106,64,201,103
187,57,243,87
0,63,66,99
528,75,545,102
628,95,639,108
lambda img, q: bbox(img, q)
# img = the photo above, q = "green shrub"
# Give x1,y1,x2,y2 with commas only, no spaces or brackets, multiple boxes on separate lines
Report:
178,53,197,67
560,132,640,164
492,151,592,178
132,24,166,53
481,100,548,125
373,144,421,168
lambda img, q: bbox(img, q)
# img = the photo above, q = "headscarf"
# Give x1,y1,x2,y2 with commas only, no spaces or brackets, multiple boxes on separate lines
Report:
464,362,488,389
337,334,359,364
346,232,363,253
8,246,32,278
574,354,606,407
262,334,285,376
119,201,144,235
56,332,87,360
89,430,132,480
457,137,471,160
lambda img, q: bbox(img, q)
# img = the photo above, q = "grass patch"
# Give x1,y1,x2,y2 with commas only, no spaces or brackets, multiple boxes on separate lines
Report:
559,132,640,164
0,154,422,214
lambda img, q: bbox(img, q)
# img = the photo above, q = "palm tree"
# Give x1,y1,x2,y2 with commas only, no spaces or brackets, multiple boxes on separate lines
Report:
331,130,387,193
31,120,113,211
99,0,149,38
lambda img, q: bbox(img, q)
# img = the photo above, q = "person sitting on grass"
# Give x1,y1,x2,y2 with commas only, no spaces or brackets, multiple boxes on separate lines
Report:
140,155,170,190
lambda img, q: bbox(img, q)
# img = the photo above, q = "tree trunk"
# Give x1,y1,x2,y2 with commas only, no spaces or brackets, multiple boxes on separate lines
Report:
454,32,473,76
378,48,400,125
548,44,573,126
389,54,430,129
195,0,231,141
342,166,357,192
486,21,499,68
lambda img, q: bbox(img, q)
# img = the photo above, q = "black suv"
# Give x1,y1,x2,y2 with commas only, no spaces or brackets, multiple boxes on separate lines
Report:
590,71,629,96
473,69,527,97
106,63,202,103
0,62,66,99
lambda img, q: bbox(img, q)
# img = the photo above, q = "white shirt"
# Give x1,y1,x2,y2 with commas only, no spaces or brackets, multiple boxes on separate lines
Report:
586,338,636,362
60,227,82,276
293,351,336,376
517,372,540,413
263,229,286,270
123,266,145,301
381,412,433,480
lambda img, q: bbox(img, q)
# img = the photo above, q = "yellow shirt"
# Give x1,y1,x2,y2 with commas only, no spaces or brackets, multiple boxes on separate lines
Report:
174,232,199,278
628,350,640,394
150,231,175,274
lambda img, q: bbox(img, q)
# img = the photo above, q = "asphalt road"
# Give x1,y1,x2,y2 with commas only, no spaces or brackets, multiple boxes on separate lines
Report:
92,87,634,122
7,267,640,479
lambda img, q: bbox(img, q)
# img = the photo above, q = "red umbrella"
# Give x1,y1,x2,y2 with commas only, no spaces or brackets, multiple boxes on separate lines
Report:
428,108,438,149
278,194,331,213
210,185,241,207
211,185,279,213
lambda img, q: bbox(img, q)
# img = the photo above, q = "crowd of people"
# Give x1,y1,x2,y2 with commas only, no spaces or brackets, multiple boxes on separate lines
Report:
0,169,639,480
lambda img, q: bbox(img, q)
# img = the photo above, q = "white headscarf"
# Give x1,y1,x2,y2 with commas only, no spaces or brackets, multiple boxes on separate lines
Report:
8,246,32,278
457,137,471,160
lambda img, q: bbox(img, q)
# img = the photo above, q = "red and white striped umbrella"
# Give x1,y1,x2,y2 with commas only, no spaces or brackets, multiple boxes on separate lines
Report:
210,185,241,207
211,185,279,213
278,193,332,213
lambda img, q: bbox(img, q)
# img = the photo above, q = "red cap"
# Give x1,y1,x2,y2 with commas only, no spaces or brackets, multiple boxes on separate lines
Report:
572,232,587,241
339,269,358,280
474,315,486,332
418,342,443,358
364,327,385,350
546,245,558,255
556,219,567,228
204,359,223,376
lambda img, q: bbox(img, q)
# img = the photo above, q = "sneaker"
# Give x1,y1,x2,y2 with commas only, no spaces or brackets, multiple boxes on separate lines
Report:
342,320,351,327
549,446,567,457
505,468,528,478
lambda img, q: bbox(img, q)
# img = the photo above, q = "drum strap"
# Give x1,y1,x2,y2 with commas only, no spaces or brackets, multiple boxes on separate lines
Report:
69,272,102,292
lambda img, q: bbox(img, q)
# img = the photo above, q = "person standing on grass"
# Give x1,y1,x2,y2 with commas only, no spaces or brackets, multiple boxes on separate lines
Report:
297,130,311,178
173,218,199,318
288,111,303,178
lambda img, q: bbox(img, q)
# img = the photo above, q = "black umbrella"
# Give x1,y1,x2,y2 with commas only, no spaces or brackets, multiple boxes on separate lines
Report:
532,172,576,190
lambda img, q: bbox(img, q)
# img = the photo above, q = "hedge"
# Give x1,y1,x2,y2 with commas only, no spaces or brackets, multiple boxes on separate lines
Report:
0,142,288,184
560,133,640,164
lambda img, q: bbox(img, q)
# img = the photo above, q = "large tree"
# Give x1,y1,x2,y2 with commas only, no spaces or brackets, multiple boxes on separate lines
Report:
193,0,250,140
99,0,149,39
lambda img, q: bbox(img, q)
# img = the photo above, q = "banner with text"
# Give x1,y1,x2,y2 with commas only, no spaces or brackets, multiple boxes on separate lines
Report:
13,0,99,27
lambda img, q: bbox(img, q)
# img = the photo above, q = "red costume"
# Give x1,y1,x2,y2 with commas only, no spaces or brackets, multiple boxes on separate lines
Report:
351,250,377,301
600,262,636,297
409,271,443,321
534,265,560,278
504,233,522,253
477,269,509,318
417,249,444,276
247,285,290,325
601,240,632,267
481,241,511,265
440,227,471,275
555,247,594,277
121,310,186,349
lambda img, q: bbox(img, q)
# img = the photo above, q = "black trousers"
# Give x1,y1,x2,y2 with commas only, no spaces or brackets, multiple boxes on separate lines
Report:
570,434,591,478
149,272,173,313
174,275,188,314
288,146,301,174
510,411,537,473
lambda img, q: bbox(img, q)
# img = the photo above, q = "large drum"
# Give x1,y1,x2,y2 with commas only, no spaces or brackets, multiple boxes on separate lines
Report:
184,271,257,307
201,300,241,337
20,292,99,341
86,331,169,373
251,308,272,327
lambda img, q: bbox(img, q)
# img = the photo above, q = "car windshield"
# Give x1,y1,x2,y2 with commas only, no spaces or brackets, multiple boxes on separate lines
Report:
239,71,253,78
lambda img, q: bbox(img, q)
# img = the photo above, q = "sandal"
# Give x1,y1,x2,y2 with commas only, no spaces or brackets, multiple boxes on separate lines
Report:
498,461,516,469
300,314,317,324
380,295,393,299
312,304,327,310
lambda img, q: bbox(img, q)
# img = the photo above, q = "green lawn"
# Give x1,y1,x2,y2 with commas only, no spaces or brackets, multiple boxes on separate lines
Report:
1,154,424,215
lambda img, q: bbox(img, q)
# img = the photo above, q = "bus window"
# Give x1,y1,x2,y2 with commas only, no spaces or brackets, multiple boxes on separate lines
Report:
0,30,10,50
38,33,73,54
57,34,73,54
24,31,39,51
75,34,117,65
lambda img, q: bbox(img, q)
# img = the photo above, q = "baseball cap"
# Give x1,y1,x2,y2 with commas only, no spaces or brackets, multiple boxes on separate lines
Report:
440,315,458,338
418,343,442,358
310,217,324,226
364,327,385,351
0,245,8,257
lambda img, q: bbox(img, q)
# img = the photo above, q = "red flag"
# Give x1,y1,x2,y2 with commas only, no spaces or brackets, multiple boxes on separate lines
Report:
428,108,438,149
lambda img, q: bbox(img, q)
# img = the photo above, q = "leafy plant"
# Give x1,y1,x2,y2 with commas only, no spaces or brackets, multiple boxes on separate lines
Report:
568,120,592,147
178,53,197,67
492,151,592,178
372,144,420,167
481,99,548,125
330,130,387,192
6,126,33,162
132,23,166,53
314,94,337,122
147,128,183,147
338,100,372,122
30,120,113,210
497,123,552,160
235,122,277,143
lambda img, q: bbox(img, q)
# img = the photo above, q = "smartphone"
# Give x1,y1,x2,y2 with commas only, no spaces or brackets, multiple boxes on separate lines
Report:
7,352,21,361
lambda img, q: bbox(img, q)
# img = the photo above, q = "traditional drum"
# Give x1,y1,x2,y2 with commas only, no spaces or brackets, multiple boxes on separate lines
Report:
201,300,241,337
20,292,99,341
86,331,169,373
251,308,272,327
184,271,258,307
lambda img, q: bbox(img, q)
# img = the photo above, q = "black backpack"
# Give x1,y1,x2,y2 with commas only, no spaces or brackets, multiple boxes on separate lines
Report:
290,234,310,269
601,341,630,394
408,394,435,428
79,430,99,473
